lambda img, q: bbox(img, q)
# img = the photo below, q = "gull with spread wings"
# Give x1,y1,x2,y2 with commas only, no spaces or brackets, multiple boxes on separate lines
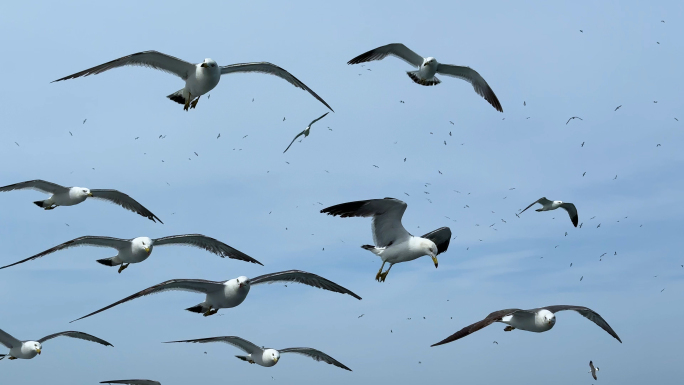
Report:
347,43,502,112
0,179,162,223
0,327,112,360
519,197,578,227
53,50,333,112
283,112,329,153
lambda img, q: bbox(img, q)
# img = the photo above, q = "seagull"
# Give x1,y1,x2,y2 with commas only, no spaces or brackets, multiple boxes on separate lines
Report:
566,116,583,125
347,44,503,112
0,234,262,273
0,180,162,223
0,328,111,360
52,51,333,112
321,198,451,282
519,197,578,227
431,305,621,346
615,105,622,111
83,119,87,124
71,270,361,321
164,336,351,371
589,361,599,380
101,381,160,385
283,112,329,153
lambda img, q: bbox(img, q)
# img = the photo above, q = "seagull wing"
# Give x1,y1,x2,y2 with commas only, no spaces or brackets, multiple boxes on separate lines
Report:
347,43,423,67
52,51,195,82
279,347,352,371
308,112,329,127
519,197,550,214
284,130,306,153
101,380,161,385
435,64,503,112
164,336,261,354
321,198,410,247
152,234,262,265
559,203,578,227
38,331,113,347
90,189,163,223
431,308,521,346
250,270,361,300
71,279,224,322
542,305,622,342
0,180,68,195
0,328,20,348
421,227,452,255
220,63,333,111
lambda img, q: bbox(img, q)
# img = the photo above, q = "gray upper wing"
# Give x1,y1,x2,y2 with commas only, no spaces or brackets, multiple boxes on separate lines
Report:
559,203,578,227
250,270,361,300
90,189,163,223
308,112,329,127
347,43,423,67
152,234,262,265
421,227,452,255
38,331,113,347
431,309,521,346
164,336,261,354
279,347,352,371
542,305,621,343
519,197,550,214
435,64,503,112
283,130,306,153
0,328,20,348
0,180,67,195
52,51,195,82
220,63,333,112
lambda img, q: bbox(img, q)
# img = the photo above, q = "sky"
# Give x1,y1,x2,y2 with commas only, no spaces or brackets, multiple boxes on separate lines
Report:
0,1,683,384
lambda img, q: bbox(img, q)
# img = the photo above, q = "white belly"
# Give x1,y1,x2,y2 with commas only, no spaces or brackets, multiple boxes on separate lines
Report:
118,248,151,264
52,192,86,207
503,312,553,333
9,345,37,359
186,68,220,96
206,286,248,309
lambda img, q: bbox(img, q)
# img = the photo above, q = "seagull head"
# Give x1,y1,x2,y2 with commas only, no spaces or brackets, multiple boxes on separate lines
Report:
75,187,93,198
423,57,437,68
539,309,556,327
236,276,250,289
31,341,42,355
133,236,153,254
200,58,218,68
421,239,439,268
264,349,280,365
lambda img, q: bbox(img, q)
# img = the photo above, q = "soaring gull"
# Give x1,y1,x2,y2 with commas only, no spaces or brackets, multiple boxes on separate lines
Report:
0,180,162,223
283,112,329,153
52,51,333,112
0,234,262,273
321,198,451,282
519,197,578,227
0,327,112,360
71,270,361,321
431,305,621,347
347,43,502,112
589,361,599,380
164,336,351,371
101,381,160,385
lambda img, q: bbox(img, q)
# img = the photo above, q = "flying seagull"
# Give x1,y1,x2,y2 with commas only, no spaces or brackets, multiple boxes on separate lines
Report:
431,305,621,346
164,336,351,371
0,180,162,223
52,51,333,112
283,112,329,153
0,328,111,360
101,381,160,385
615,105,622,111
566,116,583,124
0,234,262,273
71,270,361,321
589,361,599,380
321,198,451,282
347,44,502,112
519,197,578,227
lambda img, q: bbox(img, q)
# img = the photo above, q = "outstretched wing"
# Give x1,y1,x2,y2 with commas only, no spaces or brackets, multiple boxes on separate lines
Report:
421,227,452,255
431,309,521,346
250,270,361,300
164,336,261,354
71,279,224,322
220,63,333,112
0,328,21,348
0,236,130,270
152,234,262,265
347,43,423,67
52,51,195,82
280,347,352,371
0,180,67,195
321,198,410,247
308,112,329,127
435,64,503,112
38,331,113,347
542,305,621,343
283,130,306,153
101,380,161,385
559,203,578,227
519,197,551,214
90,189,163,223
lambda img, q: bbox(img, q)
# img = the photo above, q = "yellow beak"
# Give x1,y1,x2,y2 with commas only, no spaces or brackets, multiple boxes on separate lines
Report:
36,349,41,355
274,357,279,363
201,62,208,67
88,193,93,197
431,255,438,268
145,247,151,253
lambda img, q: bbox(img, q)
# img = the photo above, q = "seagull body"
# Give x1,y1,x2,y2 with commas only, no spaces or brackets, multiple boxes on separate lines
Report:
0,180,162,223
283,112,329,153
0,328,111,360
431,305,621,346
164,336,351,371
321,198,451,282
0,234,262,273
347,44,502,112
589,361,599,380
520,197,578,227
53,51,333,112
71,270,361,321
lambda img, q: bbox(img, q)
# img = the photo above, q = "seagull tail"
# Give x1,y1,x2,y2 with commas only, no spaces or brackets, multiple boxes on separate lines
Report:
33,200,46,208
361,245,383,256
407,71,441,86
185,303,209,314
235,355,249,362
96,257,118,267
167,89,187,105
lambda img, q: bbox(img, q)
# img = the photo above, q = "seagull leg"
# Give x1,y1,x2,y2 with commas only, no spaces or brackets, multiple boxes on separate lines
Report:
190,96,200,109
504,326,516,332
44,205,56,210
184,93,192,111
379,264,394,282
118,263,129,273
8,356,16,360
375,261,386,281
248,360,255,364
203,308,218,317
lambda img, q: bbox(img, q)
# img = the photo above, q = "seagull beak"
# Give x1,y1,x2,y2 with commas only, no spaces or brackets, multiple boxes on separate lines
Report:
36,349,41,355
201,63,208,68
145,247,151,253
431,255,438,268
88,193,93,197
274,356,279,363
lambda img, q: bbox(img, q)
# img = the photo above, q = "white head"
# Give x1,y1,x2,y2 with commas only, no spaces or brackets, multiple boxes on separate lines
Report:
132,236,153,254
423,57,437,68
263,348,280,366
421,239,439,268
539,309,556,327
236,276,250,289
555,200,563,205
200,58,218,68
27,341,41,355
73,187,93,198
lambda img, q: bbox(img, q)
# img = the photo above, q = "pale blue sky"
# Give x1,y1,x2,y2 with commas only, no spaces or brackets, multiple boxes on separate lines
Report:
1,1,683,384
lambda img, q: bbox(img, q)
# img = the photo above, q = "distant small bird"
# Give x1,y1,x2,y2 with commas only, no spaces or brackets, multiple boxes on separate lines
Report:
83,119,87,124
358,314,364,318
566,116,583,125
657,144,661,147
404,158,406,162
614,175,617,180
582,172,586,176
654,101,658,103
283,117,286,121
373,165,379,168
520,197,578,227
449,121,454,125
243,135,248,139
135,137,139,140
524,101,526,106
597,223,601,228
615,105,622,111
580,276,583,281
493,341,498,344
69,131,73,136
217,133,221,139
580,30,583,32
14,142,19,146
283,113,329,153
589,361,599,380
581,142,584,147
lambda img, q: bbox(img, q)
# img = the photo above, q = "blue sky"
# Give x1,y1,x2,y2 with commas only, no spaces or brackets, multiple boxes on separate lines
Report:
1,1,683,383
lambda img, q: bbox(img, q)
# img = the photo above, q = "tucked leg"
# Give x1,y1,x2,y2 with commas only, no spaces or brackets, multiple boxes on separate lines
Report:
504,326,516,331
118,263,129,273
190,95,200,109
184,93,193,111
375,261,386,281
379,263,394,282
8,356,17,360
203,308,218,317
